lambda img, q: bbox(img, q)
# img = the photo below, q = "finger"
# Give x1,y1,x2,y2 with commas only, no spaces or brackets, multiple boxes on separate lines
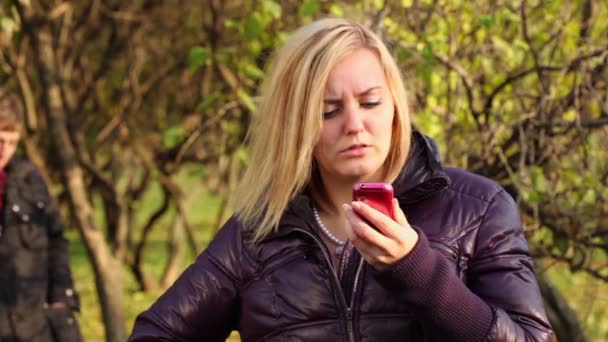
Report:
392,198,409,226
343,203,390,245
347,233,401,270
352,241,388,267
350,200,398,238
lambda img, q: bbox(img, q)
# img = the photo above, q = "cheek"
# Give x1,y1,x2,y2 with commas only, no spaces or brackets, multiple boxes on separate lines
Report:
312,144,321,161
315,126,335,153
312,137,327,162
371,109,394,136
378,111,395,151
316,140,332,160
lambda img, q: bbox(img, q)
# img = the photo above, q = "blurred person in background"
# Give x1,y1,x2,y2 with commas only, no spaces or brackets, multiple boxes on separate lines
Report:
129,18,553,341
0,87,82,342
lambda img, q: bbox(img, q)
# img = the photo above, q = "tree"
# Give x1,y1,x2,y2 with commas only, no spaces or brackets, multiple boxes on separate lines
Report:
380,1,607,339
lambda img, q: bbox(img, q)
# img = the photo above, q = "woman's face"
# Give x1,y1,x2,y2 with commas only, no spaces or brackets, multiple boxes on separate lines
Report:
313,48,395,185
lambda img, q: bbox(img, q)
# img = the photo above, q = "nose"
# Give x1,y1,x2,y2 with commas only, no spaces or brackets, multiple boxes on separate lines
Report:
343,102,364,134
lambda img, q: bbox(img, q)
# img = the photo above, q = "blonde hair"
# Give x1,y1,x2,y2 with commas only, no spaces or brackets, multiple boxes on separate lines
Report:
235,18,411,242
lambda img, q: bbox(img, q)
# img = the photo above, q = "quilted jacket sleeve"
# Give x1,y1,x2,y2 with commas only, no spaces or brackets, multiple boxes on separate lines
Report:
128,217,247,341
468,189,553,341
379,189,553,341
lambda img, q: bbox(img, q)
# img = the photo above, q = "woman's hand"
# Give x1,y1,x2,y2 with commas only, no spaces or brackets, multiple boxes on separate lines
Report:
343,199,418,271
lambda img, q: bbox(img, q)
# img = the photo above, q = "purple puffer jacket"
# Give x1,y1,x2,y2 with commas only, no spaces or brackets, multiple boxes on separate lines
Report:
129,132,553,341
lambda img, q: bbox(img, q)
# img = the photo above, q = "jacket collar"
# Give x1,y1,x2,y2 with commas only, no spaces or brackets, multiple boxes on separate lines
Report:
393,130,450,204
259,130,451,241
4,155,28,181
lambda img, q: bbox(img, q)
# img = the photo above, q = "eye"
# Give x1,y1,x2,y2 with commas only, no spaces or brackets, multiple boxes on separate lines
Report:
361,100,381,108
322,108,340,119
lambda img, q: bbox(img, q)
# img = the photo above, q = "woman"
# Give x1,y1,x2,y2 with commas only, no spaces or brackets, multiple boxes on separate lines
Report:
129,18,553,341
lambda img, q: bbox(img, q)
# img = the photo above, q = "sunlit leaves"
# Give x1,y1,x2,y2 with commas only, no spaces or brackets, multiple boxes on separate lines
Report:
243,13,268,39
187,46,210,71
240,62,264,80
196,92,221,112
237,89,256,112
262,0,282,19
162,126,184,149
478,15,496,29
329,4,344,17
232,1,282,40
521,166,548,204
298,0,320,17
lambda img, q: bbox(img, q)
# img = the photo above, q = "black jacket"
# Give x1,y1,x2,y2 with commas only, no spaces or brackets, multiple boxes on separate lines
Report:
0,157,81,342
130,133,553,341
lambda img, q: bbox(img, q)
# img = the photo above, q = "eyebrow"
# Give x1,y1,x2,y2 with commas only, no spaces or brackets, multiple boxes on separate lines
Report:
324,86,382,104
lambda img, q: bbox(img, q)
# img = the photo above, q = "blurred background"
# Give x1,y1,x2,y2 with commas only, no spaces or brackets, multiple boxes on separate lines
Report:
1,0,607,341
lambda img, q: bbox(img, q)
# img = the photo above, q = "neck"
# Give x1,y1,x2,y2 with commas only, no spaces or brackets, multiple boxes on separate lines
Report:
309,176,355,242
317,178,354,216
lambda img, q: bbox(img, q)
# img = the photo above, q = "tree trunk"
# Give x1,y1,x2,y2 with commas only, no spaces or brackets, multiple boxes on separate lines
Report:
538,274,586,342
214,151,242,232
162,213,186,289
33,29,127,342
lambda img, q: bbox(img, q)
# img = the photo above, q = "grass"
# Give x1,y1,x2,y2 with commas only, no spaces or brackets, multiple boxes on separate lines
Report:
540,262,608,341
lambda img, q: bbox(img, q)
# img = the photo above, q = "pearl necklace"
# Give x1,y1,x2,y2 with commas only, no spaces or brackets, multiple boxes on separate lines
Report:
312,206,346,247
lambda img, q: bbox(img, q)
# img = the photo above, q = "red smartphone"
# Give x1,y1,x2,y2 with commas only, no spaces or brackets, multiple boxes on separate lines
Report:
352,182,395,220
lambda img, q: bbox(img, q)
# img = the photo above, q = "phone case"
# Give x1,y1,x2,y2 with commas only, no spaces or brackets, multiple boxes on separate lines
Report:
352,182,395,220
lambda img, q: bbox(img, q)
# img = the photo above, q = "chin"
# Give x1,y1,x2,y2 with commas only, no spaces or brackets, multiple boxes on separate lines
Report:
340,165,382,181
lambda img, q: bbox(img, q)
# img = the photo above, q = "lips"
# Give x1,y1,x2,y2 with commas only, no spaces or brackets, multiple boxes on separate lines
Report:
340,144,370,157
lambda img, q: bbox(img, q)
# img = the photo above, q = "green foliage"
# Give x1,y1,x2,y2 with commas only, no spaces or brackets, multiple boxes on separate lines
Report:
238,1,282,40
162,126,184,149
187,46,210,71
240,62,265,80
243,13,268,39
542,263,608,339
298,0,320,17
196,91,221,111
237,89,256,112
262,0,282,18
329,4,344,17
478,15,496,29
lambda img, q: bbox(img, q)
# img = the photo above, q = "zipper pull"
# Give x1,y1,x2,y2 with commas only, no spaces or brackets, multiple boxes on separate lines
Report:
346,307,355,341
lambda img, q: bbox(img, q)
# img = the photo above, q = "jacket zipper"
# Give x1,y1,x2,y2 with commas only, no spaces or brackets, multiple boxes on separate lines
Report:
429,240,458,261
346,259,364,342
346,307,353,341
293,228,361,342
